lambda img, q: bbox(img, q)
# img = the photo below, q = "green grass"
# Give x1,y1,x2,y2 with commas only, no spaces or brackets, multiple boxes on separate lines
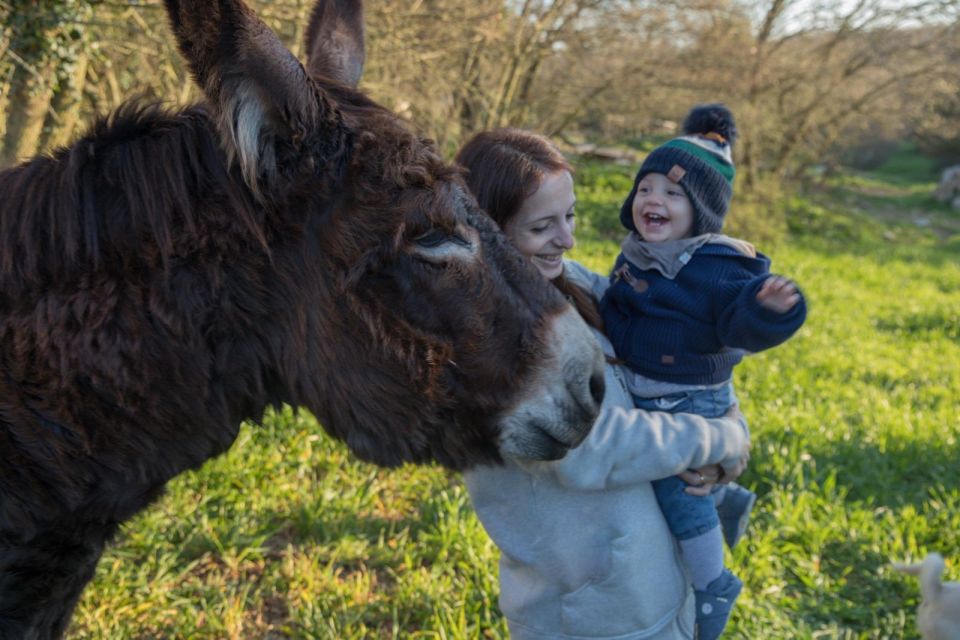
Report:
861,143,943,186
818,143,960,242
67,155,960,639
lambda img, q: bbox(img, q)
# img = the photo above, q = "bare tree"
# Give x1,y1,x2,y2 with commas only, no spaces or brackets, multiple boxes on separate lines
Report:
1,0,67,166
360,0,665,148
2,0,955,177
905,18,960,165
727,0,960,184
361,0,507,149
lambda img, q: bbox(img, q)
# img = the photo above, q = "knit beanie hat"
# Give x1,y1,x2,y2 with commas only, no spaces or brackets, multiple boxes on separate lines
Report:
620,104,737,236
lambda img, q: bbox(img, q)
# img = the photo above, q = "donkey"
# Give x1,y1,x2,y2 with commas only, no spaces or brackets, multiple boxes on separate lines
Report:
0,0,606,636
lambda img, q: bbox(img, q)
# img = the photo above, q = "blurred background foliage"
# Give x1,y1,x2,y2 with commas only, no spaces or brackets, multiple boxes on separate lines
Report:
2,0,958,182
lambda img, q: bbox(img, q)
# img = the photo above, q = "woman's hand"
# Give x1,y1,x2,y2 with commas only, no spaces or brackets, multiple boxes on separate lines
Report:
679,403,751,495
680,453,750,496
680,465,724,496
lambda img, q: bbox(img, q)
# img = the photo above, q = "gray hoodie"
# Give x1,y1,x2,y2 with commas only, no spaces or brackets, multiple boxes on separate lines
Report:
463,260,750,639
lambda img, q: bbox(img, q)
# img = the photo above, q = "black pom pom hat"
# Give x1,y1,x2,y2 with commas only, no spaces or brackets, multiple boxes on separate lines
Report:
620,103,738,237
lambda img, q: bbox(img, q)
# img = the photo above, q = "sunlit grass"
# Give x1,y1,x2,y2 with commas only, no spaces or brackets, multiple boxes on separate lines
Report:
68,157,959,639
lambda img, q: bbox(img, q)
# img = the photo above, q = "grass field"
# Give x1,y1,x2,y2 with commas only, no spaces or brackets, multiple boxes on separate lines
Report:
68,151,960,639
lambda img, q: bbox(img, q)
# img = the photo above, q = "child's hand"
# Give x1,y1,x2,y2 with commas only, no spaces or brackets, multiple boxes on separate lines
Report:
757,276,801,313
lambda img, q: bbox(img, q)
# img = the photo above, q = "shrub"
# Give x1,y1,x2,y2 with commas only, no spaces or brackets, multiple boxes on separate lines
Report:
840,138,902,171
726,177,789,248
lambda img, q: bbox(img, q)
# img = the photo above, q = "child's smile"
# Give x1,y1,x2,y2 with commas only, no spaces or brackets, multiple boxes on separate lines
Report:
642,212,668,226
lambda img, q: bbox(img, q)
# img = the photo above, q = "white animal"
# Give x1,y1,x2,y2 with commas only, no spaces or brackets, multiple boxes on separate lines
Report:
893,553,960,640
934,165,960,210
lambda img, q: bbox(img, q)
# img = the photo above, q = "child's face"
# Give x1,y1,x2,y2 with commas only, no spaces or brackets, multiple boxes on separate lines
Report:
631,173,694,242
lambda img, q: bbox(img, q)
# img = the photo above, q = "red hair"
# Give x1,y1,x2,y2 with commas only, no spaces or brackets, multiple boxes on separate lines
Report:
456,129,602,331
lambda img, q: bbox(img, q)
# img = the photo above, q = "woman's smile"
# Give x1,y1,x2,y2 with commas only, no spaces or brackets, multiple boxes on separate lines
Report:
535,253,564,265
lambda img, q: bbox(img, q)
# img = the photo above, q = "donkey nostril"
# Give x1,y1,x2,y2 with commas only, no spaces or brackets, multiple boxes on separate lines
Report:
589,371,605,407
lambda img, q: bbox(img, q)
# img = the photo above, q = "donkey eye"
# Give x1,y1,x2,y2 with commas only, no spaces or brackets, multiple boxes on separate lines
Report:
409,226,476,264
414,229,449,248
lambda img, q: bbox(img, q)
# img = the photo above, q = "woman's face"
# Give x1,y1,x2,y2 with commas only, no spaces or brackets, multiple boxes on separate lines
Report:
504,170,576,280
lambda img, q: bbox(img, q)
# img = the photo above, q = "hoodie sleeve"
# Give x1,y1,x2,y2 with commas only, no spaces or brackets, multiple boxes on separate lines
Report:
563,259,609,301
532,396,750,492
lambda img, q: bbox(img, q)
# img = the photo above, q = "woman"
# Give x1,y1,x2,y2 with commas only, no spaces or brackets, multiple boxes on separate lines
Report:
456,129,751,640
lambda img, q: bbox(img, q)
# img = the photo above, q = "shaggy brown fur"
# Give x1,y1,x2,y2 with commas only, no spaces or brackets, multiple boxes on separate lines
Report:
0,1,603,637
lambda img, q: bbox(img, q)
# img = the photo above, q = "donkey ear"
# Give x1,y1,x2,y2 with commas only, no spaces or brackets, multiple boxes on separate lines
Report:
164,0,349,199
304,0,365,88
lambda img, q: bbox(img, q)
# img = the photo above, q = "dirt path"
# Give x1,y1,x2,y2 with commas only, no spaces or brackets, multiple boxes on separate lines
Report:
843,180,960,240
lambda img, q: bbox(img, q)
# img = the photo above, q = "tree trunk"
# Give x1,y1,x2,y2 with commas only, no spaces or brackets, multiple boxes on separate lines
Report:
1,58,55,167
41,49,89,153
0,63,14,144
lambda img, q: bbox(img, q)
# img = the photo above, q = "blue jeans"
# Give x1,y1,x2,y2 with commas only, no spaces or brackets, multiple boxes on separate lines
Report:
632,383,734,418
637,384,735,540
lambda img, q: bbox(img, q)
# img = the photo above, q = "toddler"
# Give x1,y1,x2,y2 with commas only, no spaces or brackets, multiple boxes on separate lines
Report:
599,104,807,639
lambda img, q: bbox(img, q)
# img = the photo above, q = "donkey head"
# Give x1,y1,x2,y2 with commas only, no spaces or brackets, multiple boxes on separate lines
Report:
163,0,605,469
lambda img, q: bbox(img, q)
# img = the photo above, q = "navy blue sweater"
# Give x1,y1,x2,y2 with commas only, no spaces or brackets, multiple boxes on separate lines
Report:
599,244,807,386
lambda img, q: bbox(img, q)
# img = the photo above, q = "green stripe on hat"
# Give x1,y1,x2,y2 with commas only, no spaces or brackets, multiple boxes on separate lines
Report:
661,139,735,184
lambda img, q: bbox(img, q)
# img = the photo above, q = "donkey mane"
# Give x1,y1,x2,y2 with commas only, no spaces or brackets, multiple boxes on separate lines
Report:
327,84,461,189
0,101,272,299
282,83,466,285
